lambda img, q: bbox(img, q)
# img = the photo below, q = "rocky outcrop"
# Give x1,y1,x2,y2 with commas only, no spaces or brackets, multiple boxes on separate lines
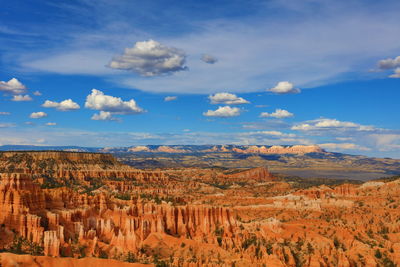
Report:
129,146,189,153
0,173,46,243
231,145,324,154
223,167,276,182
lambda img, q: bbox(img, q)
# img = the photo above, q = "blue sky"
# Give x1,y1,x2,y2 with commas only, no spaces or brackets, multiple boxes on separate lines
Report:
0,0,400,158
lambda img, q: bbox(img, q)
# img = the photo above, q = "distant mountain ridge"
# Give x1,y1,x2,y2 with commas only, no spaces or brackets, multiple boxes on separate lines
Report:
0,144,324,154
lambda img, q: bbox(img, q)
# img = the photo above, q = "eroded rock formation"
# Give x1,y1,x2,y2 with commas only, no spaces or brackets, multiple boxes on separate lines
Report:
0,151,399,267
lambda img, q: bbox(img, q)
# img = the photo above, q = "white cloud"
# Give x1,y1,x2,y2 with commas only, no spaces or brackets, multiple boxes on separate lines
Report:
378,56,400,69
208,92,249,105
336,137,353,141
260,109,294,119
377,56,400,78
33,91,42,96
201,54,218,64
108,40,187,76
22,49,115,75
12,94,32,102
91,111,119,121
45,122,57,126
0,78,27,94
367,133,400,152
389,68,400,78
267,81,300,94
42,99,80,111
164,96,177,102
203,106,241,117
0,112,11,115
0,123,15,128
319,143,371,151
85,89,145,115
292,118,375,132
29,112,47,119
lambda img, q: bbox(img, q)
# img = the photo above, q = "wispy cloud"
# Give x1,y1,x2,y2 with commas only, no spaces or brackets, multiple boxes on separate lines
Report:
0,123,16,128
319,143,371,151
291,118,376,133
201,54,218,64
12,1,400,93
164,96,177,102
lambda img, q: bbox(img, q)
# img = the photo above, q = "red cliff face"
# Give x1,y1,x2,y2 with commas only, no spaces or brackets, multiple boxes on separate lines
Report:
223,167,276,182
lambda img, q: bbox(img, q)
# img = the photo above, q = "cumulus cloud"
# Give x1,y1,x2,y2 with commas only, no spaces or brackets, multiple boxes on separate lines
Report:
260,109,294,119
201,54,218,64
45,122,57,126
85,89,145,115
378,56,400,69
389,68,400,78
319,143,370,151
377,56,400,78
0,112,11,115
292,118,375,132
203,106,241,117
29,112,47,119
42,99,80,111
267,81,300,94
33,91,42,96
91,111,119,121
164,96,177,102
0,78,27,94
208,92,249,105
108,40,187,76
12,95,32,102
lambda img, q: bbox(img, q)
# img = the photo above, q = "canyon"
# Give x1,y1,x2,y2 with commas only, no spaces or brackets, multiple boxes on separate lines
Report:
0,151,399,266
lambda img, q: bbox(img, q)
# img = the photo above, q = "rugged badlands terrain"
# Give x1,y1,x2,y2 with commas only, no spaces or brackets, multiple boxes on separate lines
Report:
0,151,399,266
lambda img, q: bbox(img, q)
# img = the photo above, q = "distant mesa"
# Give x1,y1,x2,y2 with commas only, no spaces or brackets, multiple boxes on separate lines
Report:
128,145,189,153
126,144,324,154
